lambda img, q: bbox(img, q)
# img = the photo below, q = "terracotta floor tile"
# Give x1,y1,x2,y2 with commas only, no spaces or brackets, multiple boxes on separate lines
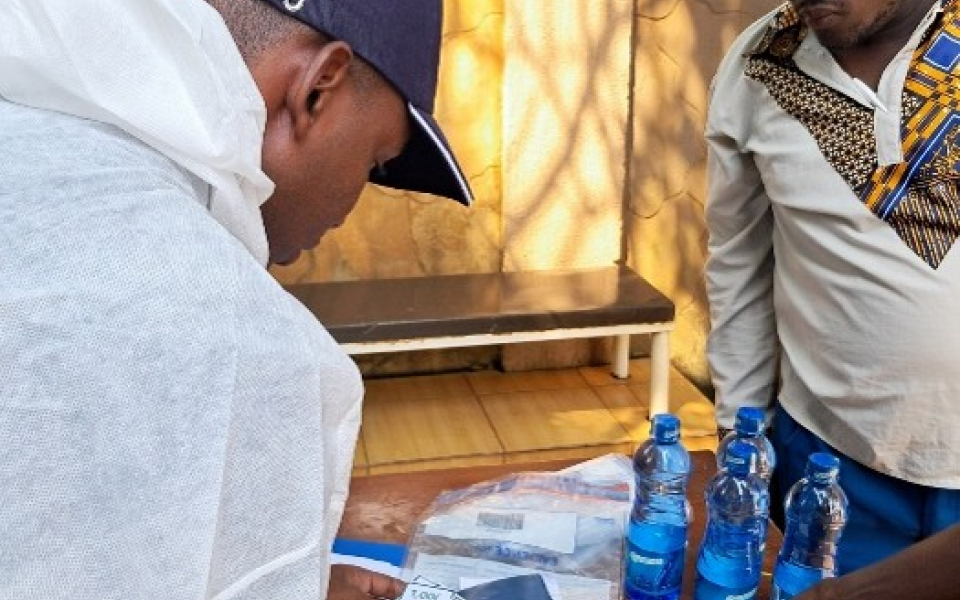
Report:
581,358,659,386
362,393,503,466
593,373,718,438
579,362,645,387
364,372,474,401
503,443,634,466
352,433,369,477
356,361,717,476
626,382,717,437
593,385,651,441
466,368,589,396
674,402,719,438
480,387,631,453
684,435,720,453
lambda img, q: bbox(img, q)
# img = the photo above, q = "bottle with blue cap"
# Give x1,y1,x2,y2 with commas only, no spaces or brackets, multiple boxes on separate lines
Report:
694,439,770,600
771,452,848,599
716,406,776,485
623,413,692,600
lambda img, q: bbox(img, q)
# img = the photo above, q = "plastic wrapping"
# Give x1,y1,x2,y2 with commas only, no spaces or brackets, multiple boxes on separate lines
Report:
401,455,634,600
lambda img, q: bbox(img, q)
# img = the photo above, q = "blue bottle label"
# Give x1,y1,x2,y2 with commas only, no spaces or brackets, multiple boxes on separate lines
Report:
772,559,829,599
624,544,685,598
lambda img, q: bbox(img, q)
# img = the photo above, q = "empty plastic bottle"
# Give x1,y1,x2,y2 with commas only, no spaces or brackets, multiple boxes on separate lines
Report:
624,413,692,600
694,440,770,600
716,407,776,485
771,453,848,600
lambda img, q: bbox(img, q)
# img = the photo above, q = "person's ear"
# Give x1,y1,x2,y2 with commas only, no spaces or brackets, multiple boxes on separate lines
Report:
289,40,354,142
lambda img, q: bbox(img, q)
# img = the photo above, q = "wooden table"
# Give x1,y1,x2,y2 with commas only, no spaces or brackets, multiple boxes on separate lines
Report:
338,451,782,599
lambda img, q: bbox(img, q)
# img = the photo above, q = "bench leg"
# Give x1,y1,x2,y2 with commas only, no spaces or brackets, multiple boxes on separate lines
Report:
612,334,631,379
649,331,670,418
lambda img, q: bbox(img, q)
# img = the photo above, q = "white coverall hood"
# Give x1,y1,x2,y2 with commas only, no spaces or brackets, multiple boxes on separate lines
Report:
0,0,275,265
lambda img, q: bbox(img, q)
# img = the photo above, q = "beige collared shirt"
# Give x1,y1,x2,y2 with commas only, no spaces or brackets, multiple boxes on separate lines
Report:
705,2,960,487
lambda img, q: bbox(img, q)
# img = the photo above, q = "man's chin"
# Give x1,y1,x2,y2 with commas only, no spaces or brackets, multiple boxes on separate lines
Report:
269,248,302,267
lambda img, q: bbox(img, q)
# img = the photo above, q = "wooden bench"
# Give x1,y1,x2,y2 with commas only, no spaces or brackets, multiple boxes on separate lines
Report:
286,266,675,416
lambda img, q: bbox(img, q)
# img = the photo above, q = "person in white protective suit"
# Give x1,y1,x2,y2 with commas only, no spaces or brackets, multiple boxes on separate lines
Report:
0,1,473,599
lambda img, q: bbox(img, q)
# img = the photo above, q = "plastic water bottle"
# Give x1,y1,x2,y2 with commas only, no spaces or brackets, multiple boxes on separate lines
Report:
624,413,692,600
694,440,770,600
771,453,848,600
716,407,776,485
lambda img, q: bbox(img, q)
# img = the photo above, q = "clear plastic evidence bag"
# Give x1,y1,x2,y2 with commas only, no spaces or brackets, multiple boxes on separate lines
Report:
400,454,634,600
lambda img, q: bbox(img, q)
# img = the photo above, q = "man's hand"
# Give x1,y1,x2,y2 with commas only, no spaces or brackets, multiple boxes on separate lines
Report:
787,524,960,600
790,579,836,600
328,564,406,600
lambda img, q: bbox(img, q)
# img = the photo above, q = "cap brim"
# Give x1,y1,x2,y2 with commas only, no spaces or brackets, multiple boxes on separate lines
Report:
368,104,473,206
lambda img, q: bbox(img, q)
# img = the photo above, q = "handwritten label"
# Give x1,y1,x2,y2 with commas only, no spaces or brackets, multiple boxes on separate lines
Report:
399,579,464,600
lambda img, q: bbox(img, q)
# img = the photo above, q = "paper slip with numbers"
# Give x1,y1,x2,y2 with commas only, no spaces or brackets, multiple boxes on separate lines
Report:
398,576,464,600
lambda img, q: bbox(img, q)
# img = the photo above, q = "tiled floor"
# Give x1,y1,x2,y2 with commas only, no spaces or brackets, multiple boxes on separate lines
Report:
353,358,719,476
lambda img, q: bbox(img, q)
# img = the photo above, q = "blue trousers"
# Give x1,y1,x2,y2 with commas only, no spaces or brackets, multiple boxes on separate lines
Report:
769,403,960,575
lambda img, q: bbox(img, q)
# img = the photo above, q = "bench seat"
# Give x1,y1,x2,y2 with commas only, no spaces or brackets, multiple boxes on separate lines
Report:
286,266,675,416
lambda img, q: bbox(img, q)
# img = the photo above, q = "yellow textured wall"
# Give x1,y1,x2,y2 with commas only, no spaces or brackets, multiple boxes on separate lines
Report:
501,0,632,271
624,0,778,392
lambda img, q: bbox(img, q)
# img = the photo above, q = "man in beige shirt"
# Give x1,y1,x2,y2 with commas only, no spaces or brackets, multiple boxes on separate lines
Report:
706,0,960,574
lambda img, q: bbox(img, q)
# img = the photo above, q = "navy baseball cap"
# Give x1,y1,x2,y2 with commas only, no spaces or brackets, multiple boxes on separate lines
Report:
256,0,473,206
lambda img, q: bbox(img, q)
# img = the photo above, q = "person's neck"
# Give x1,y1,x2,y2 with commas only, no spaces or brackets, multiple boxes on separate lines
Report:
833,0,940,90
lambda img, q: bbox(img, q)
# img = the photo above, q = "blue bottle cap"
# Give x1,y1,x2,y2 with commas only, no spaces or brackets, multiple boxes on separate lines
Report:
723,439,757,475
651,413,681,444
734,407,765,436
806,452,840,484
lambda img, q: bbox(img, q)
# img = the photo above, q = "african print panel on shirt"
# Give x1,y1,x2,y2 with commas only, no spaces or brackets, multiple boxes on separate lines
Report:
744,1,960,269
